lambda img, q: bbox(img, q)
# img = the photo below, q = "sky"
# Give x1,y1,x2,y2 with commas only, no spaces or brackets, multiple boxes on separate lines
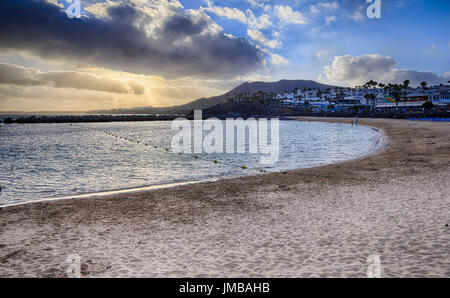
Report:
0,0,449,111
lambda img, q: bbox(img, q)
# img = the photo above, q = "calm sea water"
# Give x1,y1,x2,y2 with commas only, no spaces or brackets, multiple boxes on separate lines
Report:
0,120,381,205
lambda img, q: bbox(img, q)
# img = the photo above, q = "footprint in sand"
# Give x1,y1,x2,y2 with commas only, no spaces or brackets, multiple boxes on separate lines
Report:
0,185,5,200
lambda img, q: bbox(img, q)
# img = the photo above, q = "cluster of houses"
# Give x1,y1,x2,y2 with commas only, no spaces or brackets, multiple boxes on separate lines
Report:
228,84,450,113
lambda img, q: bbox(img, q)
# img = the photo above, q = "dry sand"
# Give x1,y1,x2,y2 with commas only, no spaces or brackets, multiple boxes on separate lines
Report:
0,118,449,277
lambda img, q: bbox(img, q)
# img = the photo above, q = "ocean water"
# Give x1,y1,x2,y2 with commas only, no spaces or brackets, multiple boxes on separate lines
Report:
0,120,381,205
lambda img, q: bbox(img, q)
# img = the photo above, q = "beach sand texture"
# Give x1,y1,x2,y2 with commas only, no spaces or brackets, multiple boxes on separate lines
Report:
0,118,449,277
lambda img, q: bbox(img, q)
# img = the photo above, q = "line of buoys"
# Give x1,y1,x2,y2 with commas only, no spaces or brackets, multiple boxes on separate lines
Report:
70,123,269,173
71,124,168,153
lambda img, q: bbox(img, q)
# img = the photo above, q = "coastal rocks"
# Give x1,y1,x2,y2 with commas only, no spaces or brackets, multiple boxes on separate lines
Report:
2,114,182,124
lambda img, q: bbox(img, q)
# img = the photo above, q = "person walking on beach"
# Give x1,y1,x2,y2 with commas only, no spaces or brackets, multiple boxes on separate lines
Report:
355,115,359,126
351,120,354,127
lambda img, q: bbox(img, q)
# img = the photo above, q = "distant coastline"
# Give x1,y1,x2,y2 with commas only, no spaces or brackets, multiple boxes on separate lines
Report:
1,109,449,124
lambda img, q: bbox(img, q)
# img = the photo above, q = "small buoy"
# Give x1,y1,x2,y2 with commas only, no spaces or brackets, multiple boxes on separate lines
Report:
194,155,198,159
213,160,218,164
241,165,247,169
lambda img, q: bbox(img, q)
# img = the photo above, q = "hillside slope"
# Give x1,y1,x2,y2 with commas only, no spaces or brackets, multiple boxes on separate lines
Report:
182,79,336,109
88,79,337,114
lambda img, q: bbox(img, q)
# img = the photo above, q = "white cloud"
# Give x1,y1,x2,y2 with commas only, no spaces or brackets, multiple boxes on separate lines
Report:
246,0,270,8
351,6,365,21
202,1,247,23
247,10,273,29
315,50,331,60
273,5,307,25
325,15,337,25
247,29,281,49
322,54,449,86
424,44,437,54
201,2,273,30
84,0,121,18
270,53,288,65
309,2,339,15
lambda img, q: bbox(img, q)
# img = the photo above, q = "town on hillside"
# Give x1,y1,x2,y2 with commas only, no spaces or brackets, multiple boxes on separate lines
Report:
226,80,450,114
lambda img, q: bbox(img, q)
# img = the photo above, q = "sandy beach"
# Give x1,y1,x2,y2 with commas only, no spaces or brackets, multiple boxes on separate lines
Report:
0,117,449,277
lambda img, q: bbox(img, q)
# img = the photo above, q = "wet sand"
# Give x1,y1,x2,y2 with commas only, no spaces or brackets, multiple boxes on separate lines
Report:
0,118,449,277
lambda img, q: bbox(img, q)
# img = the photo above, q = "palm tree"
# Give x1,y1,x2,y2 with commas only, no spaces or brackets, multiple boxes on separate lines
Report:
420,81,427,93
382,84,389,96
364,93,376,112
402,80,410,104
391,84,402,111
317,89,322,98
403,80,410,90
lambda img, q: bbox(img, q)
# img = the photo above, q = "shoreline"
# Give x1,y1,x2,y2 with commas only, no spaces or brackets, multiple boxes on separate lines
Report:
0,120,385,209
0,117,448,277
0,118,389,209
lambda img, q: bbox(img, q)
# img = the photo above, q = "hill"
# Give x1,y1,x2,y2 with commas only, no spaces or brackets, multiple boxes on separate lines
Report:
181,79,336,109
88,79,337,114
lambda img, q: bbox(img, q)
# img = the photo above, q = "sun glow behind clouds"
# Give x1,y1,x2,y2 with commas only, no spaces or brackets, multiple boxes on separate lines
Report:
0,63,237,111
0,0,449,111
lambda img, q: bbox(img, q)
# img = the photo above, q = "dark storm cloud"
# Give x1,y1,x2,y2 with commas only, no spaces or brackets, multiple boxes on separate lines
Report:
162,14,207,37
0,0,265,79
0,63,145,94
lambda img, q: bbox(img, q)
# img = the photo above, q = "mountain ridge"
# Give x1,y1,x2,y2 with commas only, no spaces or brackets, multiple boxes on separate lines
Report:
89,79,337,113
179,79,337,109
